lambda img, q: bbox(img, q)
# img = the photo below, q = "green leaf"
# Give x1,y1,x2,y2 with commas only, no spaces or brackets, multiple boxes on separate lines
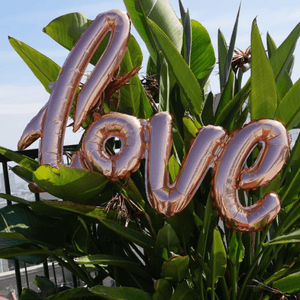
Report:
91,285,152,300
43,13,89,51
264,266,292,285
33,165,108,203
76,254,150,279
218,29,228,91
99,218,155,251
180,5,192,65
161,256,189,282
170,281,199,300
29,201,116,219
267,32,293,101
10,165,33,183
153,278,173,300
222,5,240,89
182,115,199,152
158,52,170,112
210,228,227,284
34,276,57,297
281,132,300,183
118,35,149,118
264,229,300,245
169,155,180,183
279,164,300,207
190,20,215,82
0,245,49,261
167,201,195,246
215,70,234,119
228,232,244,266
155,224,181,260
43,287,94,300
273,271,300,294
0,146,39,172
147,18,202,119
267,32,277,58
9,37,60,93
0,204,65,250
72,217,90,253
250,19,277,119
118,50,141,117
215,78,251,130
20,288,40,300
275,78,300,129
202,92,214,125
269,23,300,82
0,193,31,206
123,0,183,63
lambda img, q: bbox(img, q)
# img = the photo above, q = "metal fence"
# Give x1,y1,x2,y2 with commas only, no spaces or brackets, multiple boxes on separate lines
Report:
0,145,82,297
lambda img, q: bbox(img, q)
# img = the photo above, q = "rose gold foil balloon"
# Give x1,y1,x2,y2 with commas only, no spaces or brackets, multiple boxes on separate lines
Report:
78,112,145,181
18,103,48,150
18,10,131,167
145,112,228,218
15,9,291,233
212,119,290,232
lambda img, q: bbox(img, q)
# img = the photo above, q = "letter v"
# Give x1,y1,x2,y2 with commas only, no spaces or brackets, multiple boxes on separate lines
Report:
145,112,227,217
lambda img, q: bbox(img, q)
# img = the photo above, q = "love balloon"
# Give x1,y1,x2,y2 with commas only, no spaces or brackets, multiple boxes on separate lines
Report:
18,10,291,232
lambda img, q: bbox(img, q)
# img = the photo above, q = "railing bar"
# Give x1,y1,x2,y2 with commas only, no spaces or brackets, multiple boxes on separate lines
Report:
34,193,41,202
52,261,58,287
72,273,78,288
2,161,11,204
43,261,50,279
24,263,29,287
14,259,22,296
2,161,23,295
61,265,66,285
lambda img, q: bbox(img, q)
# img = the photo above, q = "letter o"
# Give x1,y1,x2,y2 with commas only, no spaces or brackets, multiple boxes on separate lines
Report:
81,113,146,181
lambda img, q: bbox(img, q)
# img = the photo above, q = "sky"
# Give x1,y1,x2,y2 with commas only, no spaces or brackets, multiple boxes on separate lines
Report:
1,0,300,150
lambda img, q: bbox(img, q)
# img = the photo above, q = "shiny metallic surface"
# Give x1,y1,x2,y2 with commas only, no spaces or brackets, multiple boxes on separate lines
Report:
70,151,92,170
213,119,290,232
146,112,227,218
73,11,130,131
81,113,145,181
17,103,48,150
18,10,130,167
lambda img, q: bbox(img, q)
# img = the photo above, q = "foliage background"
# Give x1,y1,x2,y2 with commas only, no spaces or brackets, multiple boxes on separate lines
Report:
1,0,300,150
1,0,300,299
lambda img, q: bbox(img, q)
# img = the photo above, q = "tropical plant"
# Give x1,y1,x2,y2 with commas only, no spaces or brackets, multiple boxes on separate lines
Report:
1,0,300,299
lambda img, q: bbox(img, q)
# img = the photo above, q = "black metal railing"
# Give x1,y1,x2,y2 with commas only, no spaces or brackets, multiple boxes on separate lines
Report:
0,145,80,296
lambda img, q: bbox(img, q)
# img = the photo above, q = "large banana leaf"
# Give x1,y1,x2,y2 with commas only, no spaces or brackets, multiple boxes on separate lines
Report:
221,5,240,90
250,19,277,119
123,0,183,63
267,33,293,101
0,146,39,172
33,165,108,203
275,78,300,129
147,18,203,119
269,22,300,82
8,37,60,94
190,20,215,83
0,204,65,263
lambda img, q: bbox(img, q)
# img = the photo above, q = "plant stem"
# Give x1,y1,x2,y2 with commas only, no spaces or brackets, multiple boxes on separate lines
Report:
230,262,237,300
197,195,213,257
60,250,94,287
219,276,230,300
113,244,120,287
237,247,267,300
198,276,205,300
